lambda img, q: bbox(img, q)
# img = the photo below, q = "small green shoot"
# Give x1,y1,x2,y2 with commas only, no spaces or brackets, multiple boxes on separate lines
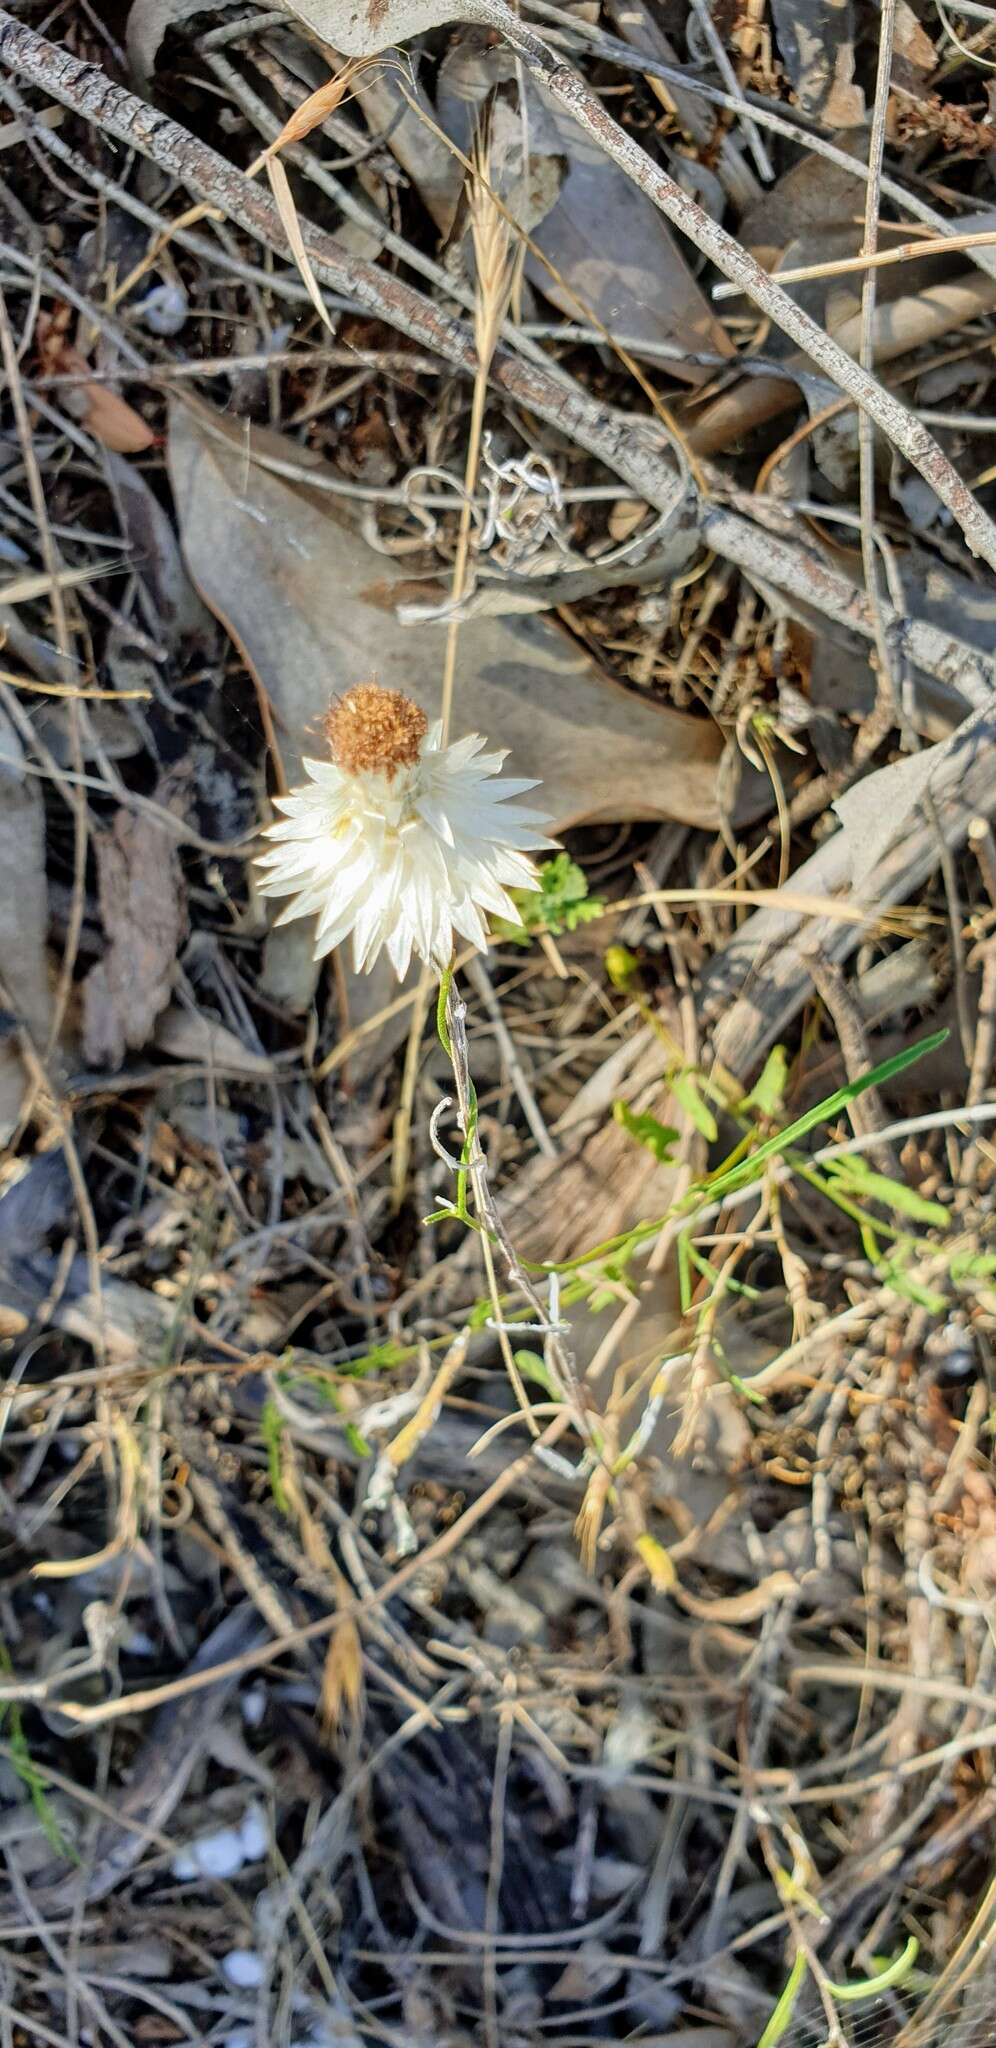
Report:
704,1030,948,1204
825,1936,919,2002
756,1949,808,2048
670,1068,718,1141
605,943,639,990
494,854,605,944
261,1397,289,1515
741,1043,789,1119
436,966,453,1055
824,1154,949,1227
513,1348,560,1397
951,1249,996,1284
875,1260,948,1314
0,1642,75,1862
612,1100,679,1164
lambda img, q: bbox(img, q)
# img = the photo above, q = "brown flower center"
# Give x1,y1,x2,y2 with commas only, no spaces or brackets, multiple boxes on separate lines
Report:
324,683,428,779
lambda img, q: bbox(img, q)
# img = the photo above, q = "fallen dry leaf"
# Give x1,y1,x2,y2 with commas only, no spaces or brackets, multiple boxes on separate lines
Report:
83,798,186,1068
153,1006,274,1076
166,398,727,832
37,311,154,455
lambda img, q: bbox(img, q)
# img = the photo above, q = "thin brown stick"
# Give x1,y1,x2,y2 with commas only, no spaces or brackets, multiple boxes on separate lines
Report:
713,224,996,295
700,502,996,712
468,2,996,568
4,12,995,564
857,0,900,730
0,291,87,1060
807,955,900,1178
0,17,687,521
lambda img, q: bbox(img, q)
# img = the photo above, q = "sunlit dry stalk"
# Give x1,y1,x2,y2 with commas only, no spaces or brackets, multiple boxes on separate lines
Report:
280,1438,365,1737
393,113,518,1206
398,83,704,491
575,1445,616,1574
672,1228,760,1459
441,111,517,738
113,59,382,322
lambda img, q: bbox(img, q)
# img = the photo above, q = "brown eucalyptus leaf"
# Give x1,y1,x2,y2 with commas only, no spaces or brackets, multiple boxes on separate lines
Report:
768,0,864,126
166,398,726,832
83,799,187,1069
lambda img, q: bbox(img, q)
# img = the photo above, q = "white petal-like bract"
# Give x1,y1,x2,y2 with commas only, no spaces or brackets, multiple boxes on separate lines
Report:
256,696,553,978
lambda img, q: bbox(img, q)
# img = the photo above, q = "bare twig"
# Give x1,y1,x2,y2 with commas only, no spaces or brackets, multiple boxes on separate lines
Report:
0,17,689,523
502,23,996,567
807,954,901,1176
857,0,900,729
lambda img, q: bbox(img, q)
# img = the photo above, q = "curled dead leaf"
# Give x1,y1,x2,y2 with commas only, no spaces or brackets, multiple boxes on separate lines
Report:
37,308,154,455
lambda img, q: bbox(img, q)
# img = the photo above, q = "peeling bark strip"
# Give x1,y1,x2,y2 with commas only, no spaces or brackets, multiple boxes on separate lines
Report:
0,14,692,533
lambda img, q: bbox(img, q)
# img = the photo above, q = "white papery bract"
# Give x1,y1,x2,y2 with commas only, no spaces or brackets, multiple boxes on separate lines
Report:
255,695,553,980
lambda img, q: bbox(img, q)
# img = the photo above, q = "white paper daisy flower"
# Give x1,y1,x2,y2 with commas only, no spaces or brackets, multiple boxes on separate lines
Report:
255,683,554,978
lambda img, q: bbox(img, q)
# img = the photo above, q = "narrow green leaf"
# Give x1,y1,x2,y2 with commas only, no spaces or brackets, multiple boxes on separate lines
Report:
878,1263,949,1313
756,1950,808,2048
261,1397,289,1516
705,1030,948,1201
828,1155,949,1226
951,1249,996,1282
671,1069,719,1142
514,1348,559,1396
827,1936,919,2003
677,1229,693,1315
613,1098,680,1163
436,967,453,1056
743,1044,789,1118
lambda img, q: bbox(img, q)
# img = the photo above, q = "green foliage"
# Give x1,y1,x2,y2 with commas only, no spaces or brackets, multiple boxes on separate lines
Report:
703,1030,948,1205
261,1397,289,1515
0,1642,75,1861
513,1348,559,1396
825,1937,920,2002
741,1043,788,1119
756,1948,807,2048
604,943,638,990
494,854,605,944
951,1248,996,1283
757,1938,920,2048
612,1099,679,1164
436,966,453,1055
825,1153,949,1226
344,1338,410,1377
670,1068,718,1141
875,1259,948,1314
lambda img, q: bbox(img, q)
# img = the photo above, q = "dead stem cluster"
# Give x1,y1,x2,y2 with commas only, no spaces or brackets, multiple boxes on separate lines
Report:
0,4,995,2045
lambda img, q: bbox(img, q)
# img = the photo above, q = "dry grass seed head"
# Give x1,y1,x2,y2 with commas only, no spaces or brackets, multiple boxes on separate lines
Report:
468,115,517,366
